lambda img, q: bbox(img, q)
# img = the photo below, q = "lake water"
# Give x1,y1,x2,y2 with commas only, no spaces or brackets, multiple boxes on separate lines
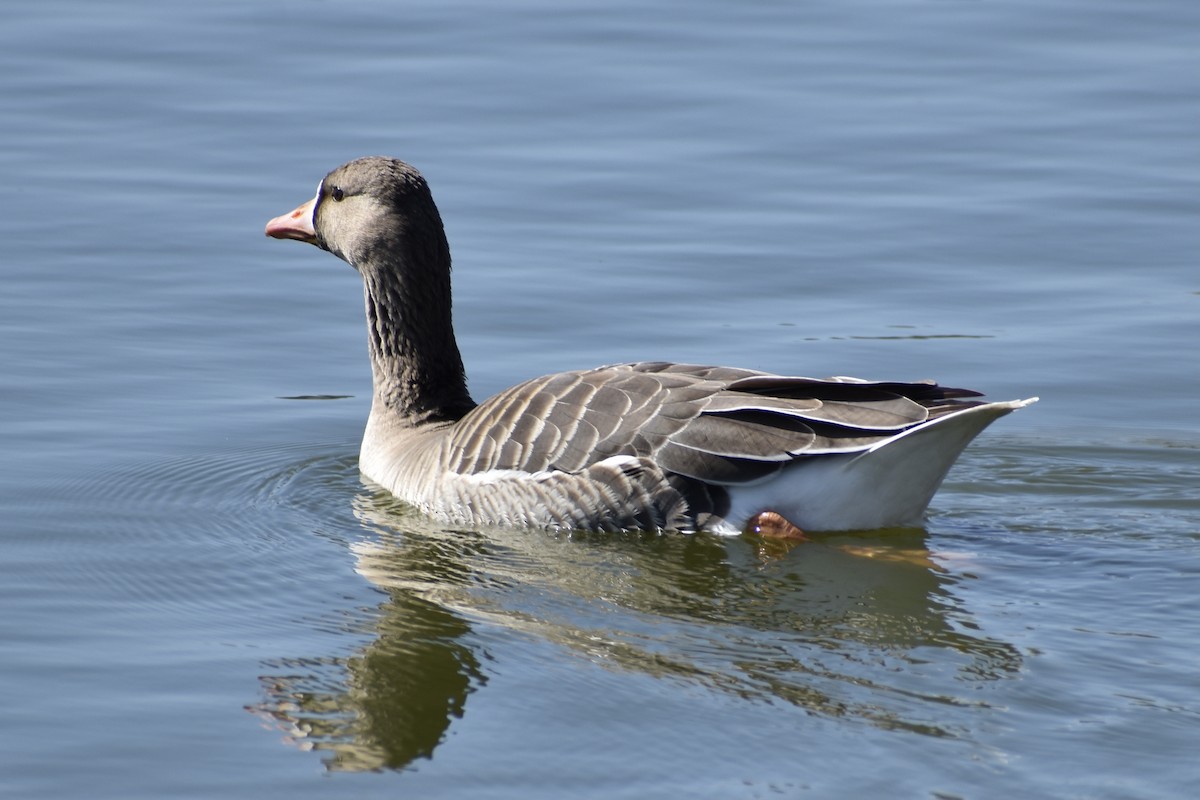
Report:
2,0,1197,797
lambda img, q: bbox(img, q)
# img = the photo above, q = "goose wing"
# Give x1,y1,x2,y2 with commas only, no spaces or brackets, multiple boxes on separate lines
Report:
443,362,984,485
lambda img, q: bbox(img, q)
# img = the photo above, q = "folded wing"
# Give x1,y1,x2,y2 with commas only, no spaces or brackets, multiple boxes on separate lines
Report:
444,362,986,486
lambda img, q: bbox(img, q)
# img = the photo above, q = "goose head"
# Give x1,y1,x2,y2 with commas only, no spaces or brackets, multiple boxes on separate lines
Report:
265,156,450,280
265,157,471,424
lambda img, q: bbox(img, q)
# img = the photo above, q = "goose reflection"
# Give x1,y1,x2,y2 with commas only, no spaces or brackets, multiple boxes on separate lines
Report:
250,574,483,772
253,488,1021,770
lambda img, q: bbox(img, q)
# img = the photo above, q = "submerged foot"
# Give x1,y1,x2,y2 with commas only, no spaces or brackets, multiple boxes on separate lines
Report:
745,510,808,540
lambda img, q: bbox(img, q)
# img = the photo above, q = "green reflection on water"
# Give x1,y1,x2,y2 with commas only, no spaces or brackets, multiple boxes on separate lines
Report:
253,490,1021,771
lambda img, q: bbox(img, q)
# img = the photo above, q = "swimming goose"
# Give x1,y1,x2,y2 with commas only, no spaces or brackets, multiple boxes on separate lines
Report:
266,156,1035,536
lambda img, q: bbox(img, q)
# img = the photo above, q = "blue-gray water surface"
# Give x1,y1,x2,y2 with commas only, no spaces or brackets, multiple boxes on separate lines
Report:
2,1,1197,798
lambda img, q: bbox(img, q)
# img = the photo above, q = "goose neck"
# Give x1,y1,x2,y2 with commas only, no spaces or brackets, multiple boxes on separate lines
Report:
361,262,475,426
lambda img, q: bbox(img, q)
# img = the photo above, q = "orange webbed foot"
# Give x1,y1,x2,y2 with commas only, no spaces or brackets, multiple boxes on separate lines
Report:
745,510,808,540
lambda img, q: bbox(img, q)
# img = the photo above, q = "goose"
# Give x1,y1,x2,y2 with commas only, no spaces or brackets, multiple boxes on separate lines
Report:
265,156,1035,537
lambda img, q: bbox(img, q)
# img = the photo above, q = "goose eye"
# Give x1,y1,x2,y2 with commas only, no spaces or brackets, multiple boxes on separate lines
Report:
330,186,345,202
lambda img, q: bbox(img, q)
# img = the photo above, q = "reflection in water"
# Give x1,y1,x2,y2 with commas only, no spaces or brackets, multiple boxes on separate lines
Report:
251,588,483,772
254,488,1022,770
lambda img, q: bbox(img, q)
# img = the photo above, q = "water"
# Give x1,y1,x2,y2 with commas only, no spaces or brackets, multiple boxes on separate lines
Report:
2,0,1197,797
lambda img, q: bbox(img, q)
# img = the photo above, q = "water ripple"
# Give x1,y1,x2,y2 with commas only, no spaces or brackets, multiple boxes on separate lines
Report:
41,440,366,635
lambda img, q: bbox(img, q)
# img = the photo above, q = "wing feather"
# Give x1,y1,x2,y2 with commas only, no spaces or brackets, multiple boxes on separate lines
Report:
444,362,986,486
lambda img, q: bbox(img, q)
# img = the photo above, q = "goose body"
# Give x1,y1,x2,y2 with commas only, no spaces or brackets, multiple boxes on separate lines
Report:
266,157,1035,535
